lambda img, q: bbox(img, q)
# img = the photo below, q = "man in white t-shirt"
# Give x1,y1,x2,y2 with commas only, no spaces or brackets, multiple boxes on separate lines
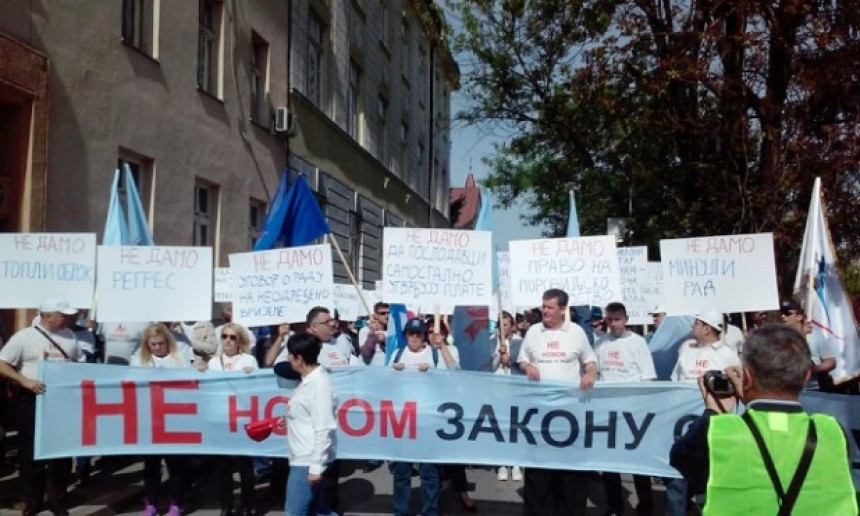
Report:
0,298,82,515
359,302,390,365
595,302,656,516
668,309,741,516
98,321,150,365
517,289,597,516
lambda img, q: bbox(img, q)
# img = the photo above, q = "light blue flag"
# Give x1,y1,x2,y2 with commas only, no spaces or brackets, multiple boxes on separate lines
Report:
123,164,154,246
102,170,129,246
566,189,581,237
649,315,695,379
383,304,409,366
474,189,499,289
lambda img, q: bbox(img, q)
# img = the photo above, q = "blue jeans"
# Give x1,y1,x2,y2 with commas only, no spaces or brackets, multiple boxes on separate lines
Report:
392,462,440,516
666,478,687,516
285,466,321,516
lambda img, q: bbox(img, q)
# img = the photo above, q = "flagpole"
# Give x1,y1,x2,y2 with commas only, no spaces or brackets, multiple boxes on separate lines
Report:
327,233,372,316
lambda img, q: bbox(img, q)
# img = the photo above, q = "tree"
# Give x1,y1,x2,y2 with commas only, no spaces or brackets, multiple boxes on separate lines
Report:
450,0,860,292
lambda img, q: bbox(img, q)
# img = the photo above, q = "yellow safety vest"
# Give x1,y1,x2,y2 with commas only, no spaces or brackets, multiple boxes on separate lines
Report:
705,409,857,515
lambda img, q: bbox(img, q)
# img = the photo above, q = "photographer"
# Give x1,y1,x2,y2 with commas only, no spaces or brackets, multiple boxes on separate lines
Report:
670,324,857,514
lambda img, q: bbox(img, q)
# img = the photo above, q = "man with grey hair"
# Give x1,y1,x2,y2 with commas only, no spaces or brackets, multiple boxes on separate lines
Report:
670,324,857,514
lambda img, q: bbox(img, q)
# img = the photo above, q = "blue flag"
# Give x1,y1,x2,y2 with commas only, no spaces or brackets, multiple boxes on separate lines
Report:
474,189,498,289
566,189,581,237
123,164,154,246
253,172,331,251
384,304,409,366
103,170,129,246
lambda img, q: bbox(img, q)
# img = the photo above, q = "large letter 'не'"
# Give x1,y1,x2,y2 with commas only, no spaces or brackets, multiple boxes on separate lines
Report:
81,380,138,445
150,380,202,444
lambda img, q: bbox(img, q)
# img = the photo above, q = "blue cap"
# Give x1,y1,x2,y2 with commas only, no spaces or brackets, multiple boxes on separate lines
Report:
403,318,427,334
591,306,604,319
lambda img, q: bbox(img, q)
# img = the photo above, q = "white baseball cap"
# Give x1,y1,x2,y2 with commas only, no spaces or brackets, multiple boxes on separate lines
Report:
695,310,724,331
648,305,667,315
39,298,77,315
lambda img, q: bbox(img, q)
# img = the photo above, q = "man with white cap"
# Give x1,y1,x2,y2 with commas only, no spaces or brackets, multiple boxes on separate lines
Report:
645,305,666,344
667,309,741,515
0,298,83,515
671,310,741,381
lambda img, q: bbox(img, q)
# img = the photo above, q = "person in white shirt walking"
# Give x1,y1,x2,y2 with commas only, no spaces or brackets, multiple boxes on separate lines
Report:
493,311,524,482
282,333,337,516
594,302,656,516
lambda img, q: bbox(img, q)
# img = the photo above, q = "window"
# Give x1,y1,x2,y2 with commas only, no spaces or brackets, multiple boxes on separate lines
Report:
117,153,153,217
198,0,221,96
400,120,409,180
307,12,325,107
401,17,411,86
418,45,427,111
347,59,363,142
250,32,269,123
379,1,389,50
249,198,265,249
377,93,388,164
415,140,425,190
193,181,218,246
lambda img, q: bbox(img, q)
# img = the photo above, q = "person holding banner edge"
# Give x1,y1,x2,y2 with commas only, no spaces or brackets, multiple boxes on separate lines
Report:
669,324,857,514
517,288,598,516
0,298,83,516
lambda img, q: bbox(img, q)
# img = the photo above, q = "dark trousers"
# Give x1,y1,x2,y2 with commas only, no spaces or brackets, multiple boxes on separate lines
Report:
217,455,256,510
143,455,189,506
603,472,653,516
15,392,72,508
523,467,589,515
320,459,341,512
446,464,470,493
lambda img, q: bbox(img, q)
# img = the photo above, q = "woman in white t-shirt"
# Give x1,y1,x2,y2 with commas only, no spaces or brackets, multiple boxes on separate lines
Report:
207,323,258,515
131,323,192,516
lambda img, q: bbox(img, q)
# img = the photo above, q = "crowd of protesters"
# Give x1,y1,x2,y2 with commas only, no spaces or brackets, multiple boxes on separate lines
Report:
0,289,852,515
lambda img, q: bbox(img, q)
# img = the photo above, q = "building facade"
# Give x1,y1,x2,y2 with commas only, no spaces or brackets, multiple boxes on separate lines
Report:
0,0,457,330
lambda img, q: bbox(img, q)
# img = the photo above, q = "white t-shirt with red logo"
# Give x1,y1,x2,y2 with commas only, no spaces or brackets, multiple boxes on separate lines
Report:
208,352,258,372
518,321,596,385
594,331,656,382
671,338,740,381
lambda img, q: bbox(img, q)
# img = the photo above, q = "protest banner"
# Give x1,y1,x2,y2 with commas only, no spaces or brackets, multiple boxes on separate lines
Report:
95,246,212,322
509,236,621,307
643,262,665,312
35,362,860,489
229,244,334,326
659,233,779,314
497,251,516,315
332,283,361,322
0,233,96,308
214,267,232,302
382,228,492,311
618,247,650,325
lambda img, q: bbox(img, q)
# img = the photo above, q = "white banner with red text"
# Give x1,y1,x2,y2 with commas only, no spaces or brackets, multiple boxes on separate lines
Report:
35,363,860,487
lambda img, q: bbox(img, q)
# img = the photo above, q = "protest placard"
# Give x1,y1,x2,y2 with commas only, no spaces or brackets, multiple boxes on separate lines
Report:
618,247,650,325
659,233,779,314
382,228,492,310
509,236,621,307
497,251,515,315
0,233,96,308
95,246,213,322
214,267,232,302
332,283,362,322
643,262,665,312
229,244,334,326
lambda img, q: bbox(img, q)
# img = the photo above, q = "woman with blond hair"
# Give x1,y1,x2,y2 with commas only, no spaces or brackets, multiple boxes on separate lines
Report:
208,322,258,515
130,323,192,516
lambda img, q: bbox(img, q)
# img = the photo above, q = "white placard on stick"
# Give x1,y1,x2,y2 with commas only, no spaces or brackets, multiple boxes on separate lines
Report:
229,244,334,326
509,236,622,308
497,251,514,314
214,267,232,303
618,246,650,325
659,233,779,314
642,262,665,313
0,233,97,309
382,228,493,309
96,246,213,322
332,283,361,322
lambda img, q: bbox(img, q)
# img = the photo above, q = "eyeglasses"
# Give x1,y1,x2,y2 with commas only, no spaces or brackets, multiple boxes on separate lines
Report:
376,311,390,316
315,318,336,326
222,334,238,341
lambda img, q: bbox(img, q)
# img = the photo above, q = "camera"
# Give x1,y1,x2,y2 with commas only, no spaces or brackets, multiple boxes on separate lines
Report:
703,370,734,395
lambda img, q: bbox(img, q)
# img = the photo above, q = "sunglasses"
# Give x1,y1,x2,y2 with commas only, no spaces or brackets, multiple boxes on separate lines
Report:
222,334,238,341
376,311,390,316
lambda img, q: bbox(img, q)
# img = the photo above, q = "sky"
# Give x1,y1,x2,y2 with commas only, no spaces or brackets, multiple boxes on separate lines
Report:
443,5,543,249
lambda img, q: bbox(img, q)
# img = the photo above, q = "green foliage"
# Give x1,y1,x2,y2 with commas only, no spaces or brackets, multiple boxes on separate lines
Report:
450,0,860,293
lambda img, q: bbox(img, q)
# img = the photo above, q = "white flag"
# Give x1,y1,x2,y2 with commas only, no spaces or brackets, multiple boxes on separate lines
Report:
793,177,860,379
